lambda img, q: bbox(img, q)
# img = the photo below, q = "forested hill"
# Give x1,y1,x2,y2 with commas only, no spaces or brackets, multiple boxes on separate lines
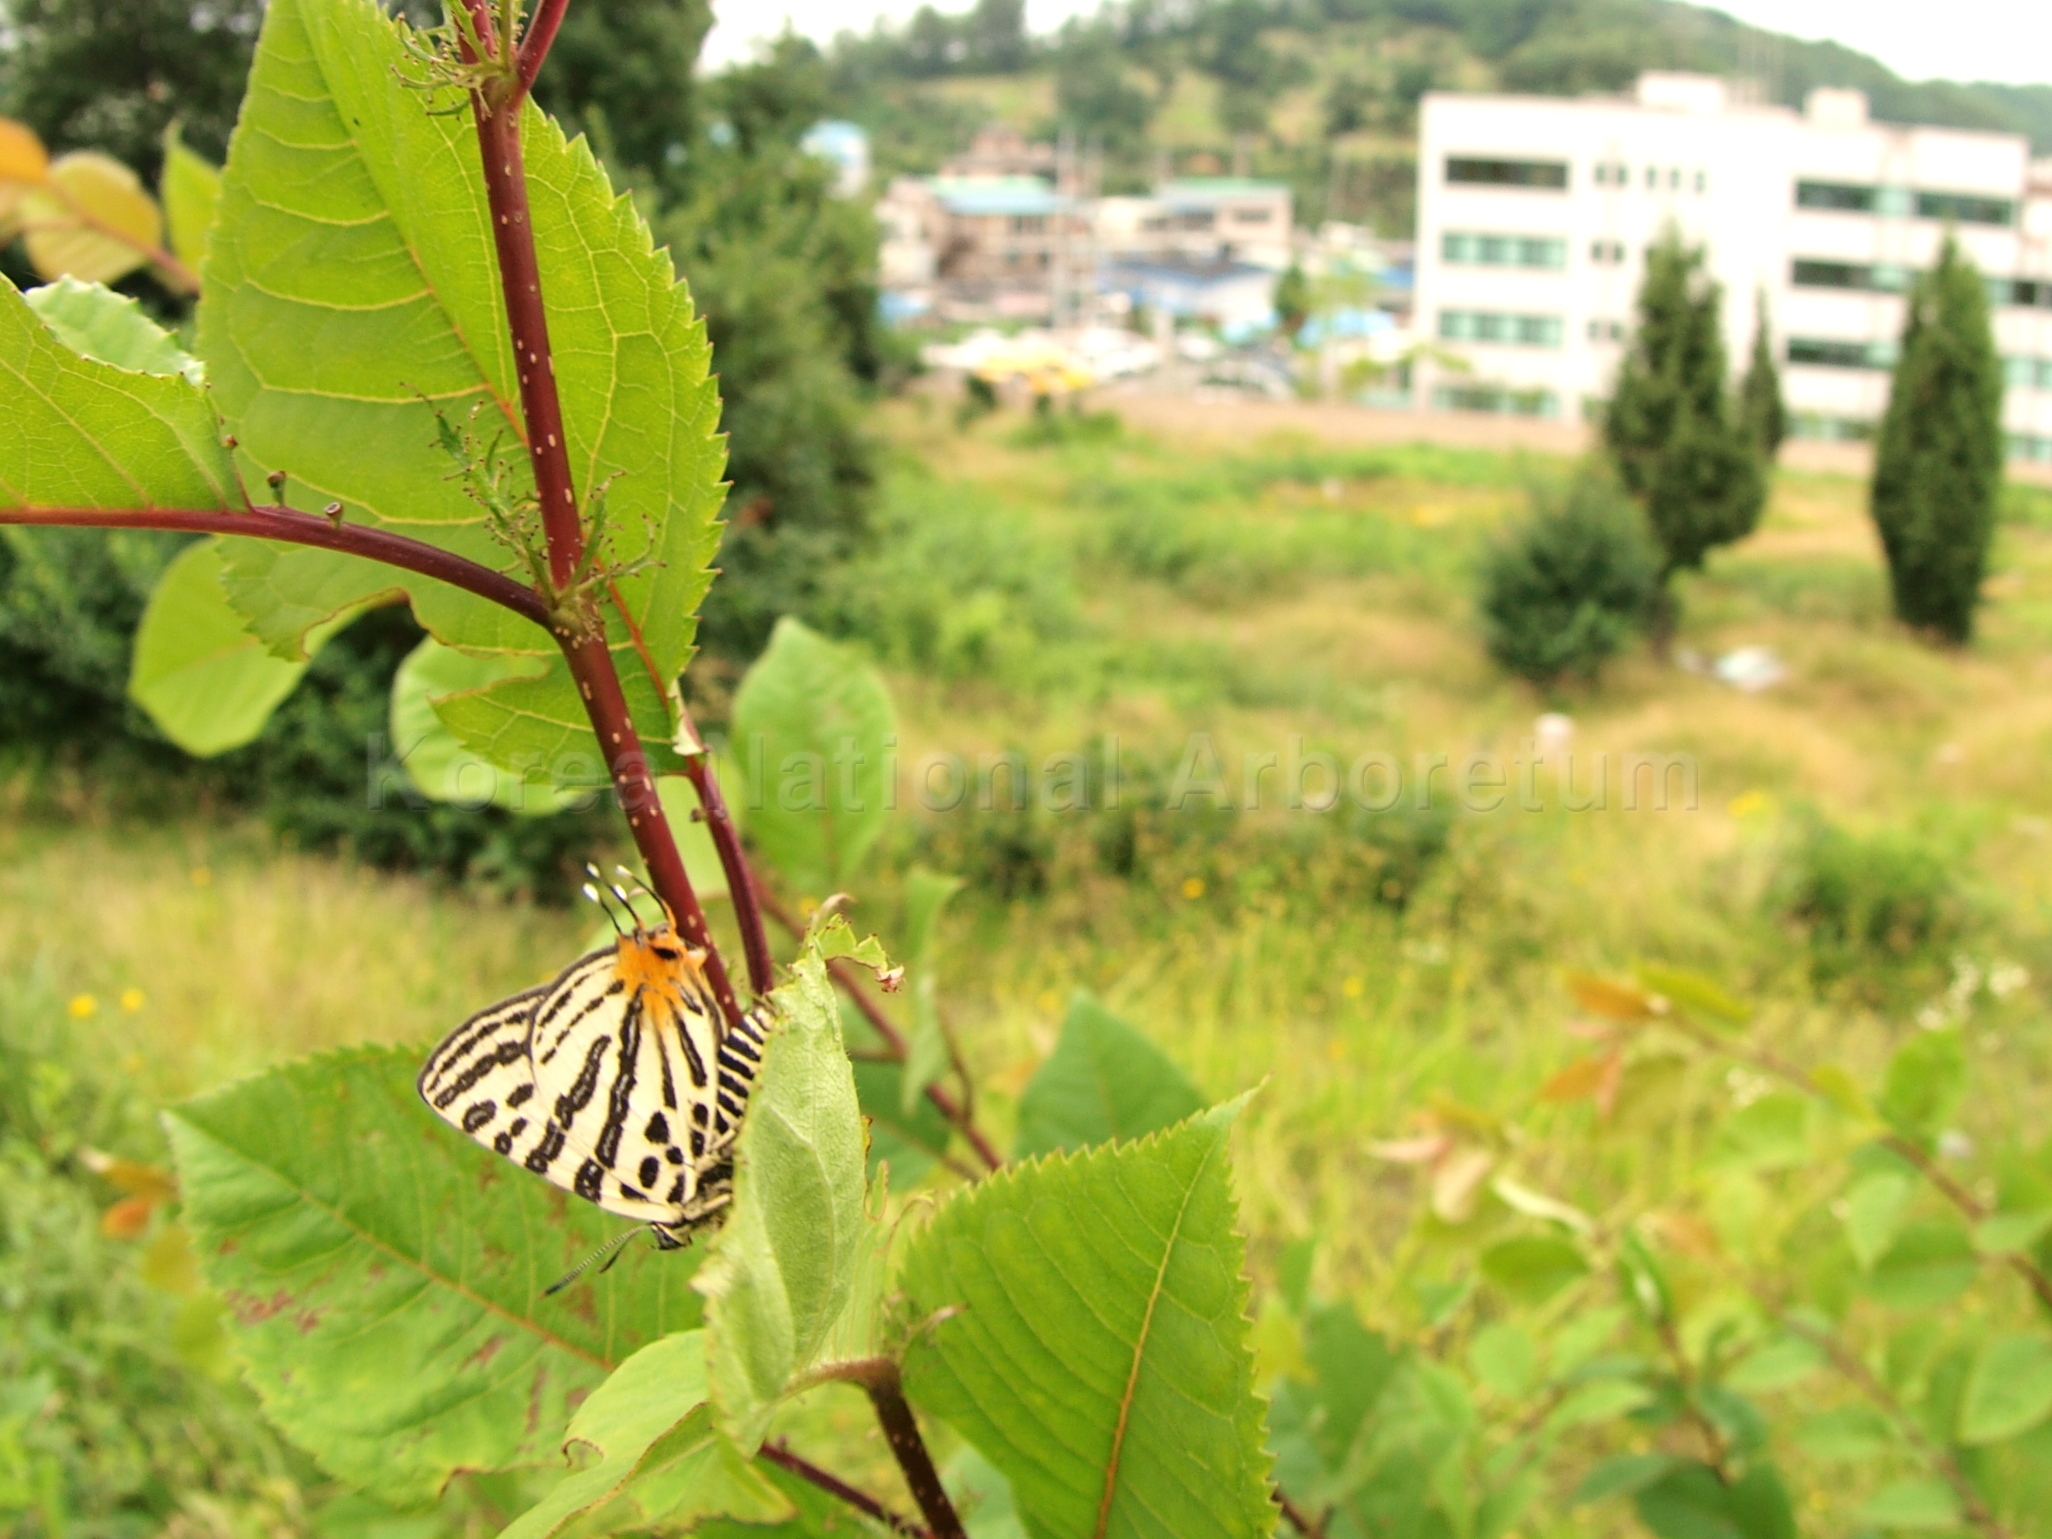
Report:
822,0,2052,234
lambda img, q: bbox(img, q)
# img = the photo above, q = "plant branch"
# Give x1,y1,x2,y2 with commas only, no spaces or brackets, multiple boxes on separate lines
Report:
1275,1488,1329,1538
852,1362,967,1539
677,743,776,996
514,0,572,100
1666,1014,2052,1313
0,505,550,627
759,1440,930,1539
755,883,1004,1172
462,5,745,1026
1776,1312,2010,1539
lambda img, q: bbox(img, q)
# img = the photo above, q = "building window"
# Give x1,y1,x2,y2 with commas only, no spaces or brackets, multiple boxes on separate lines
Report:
1446,157,1569,189
1917,191,2015,226
1442,232,1567,268
1440,310,1564,346
2009,434,2052,463
1786,336,1899,370
2003,357,2052,389
1587,319,1625,342
1592,160,1629,187
1589,239,1626,264
1791,259,1913,292
1231,207,1272,225
1694,169,1707,194
1792,413,1876,442
1644,165,1658,189
1795,180,1878,213
1432,384,1560,416
1668,167,1681,190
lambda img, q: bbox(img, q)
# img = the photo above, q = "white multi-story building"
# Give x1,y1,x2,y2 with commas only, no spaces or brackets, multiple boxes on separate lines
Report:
1413,73,2052,460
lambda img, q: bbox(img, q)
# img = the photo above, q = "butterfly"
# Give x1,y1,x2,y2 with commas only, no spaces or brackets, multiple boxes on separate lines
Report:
418,870,769,1258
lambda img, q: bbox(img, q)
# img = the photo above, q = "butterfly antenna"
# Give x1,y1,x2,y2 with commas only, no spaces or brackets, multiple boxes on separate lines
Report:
582,867,630,939
543,1227,642,1296
603,870,644,936
619,863,679,935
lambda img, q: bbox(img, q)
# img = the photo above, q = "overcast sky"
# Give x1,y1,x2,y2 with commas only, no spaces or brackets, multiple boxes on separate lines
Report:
701,0,2052,89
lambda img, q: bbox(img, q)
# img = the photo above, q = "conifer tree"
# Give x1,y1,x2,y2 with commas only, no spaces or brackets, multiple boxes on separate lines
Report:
1603,229,1765,577
1741,289,1787,457
1870,237,2004,643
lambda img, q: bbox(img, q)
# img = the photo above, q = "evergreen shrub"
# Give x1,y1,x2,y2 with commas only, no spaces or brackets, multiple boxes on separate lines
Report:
1477,469,1662,683
1870,238,2005,643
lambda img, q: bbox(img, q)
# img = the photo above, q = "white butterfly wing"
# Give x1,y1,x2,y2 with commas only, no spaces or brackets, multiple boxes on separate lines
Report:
420,938,775,1235
419,952,680,1228
527,950,715,1223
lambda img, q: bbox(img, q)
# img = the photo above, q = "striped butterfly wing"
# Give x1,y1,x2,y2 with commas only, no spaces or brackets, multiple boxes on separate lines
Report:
525,943,730,1225
419,948,685,1230
419,929,775,1238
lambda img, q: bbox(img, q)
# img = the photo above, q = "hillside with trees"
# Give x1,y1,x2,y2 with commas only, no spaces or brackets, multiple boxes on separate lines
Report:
821,0,2052,235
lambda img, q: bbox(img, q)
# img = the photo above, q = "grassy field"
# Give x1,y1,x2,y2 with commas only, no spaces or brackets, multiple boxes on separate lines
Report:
13,399,2052,1312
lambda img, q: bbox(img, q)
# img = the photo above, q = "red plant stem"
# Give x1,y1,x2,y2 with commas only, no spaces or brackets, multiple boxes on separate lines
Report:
561,629,743,1023
861,1365,968,1539
759,1441,929,1539
514,0,572,99
461,8,743,1022
752,884,1004,1172
470,95,583,588
0,505,551,629
678,747,775,996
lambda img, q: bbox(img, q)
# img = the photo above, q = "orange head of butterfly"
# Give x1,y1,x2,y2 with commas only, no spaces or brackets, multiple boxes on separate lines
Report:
613,923,710,1013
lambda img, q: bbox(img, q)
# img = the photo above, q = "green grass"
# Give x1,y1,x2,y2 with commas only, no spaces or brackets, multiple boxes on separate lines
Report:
11,403,2052,1529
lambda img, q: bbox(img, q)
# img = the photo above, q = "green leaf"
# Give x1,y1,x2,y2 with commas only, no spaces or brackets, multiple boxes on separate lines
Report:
899,868,966,1116
692,941,871,1448
200,0,723,763
130,539,363,755
161,123,222,273
1855,1478,1961,1530
729,618,896,898
1725,1462,1796,1539
1635,964,1750,1025
852,1056,954,1184
1546,1379,1653,1430
389,637,584,814
1468,1321,1538,1399
165,1047,705,1504
1476,1468,1541,1539
947,1444,1030,1539
1633,1460,1793,1539
1843,1171,1916,1272
500,1332,790,1539
1618,1227,1673,1324
1549,1304,1628,1376
1303,1302,1400,1463
1862,1220,1978,1311
0,275,235,513
1573,1453,1676,1504
1877,1030,1965,1144
1479,1235,1589,1305
902,1100,1274,1539
903,866,965,964
1721,1333,1826,1393
1958,1333,2052,1445
1791,1405,1897,1461
1710,1093,1810,1171
1013,992,1205,1158
1974,1206,2052,1256
25,277,198,378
